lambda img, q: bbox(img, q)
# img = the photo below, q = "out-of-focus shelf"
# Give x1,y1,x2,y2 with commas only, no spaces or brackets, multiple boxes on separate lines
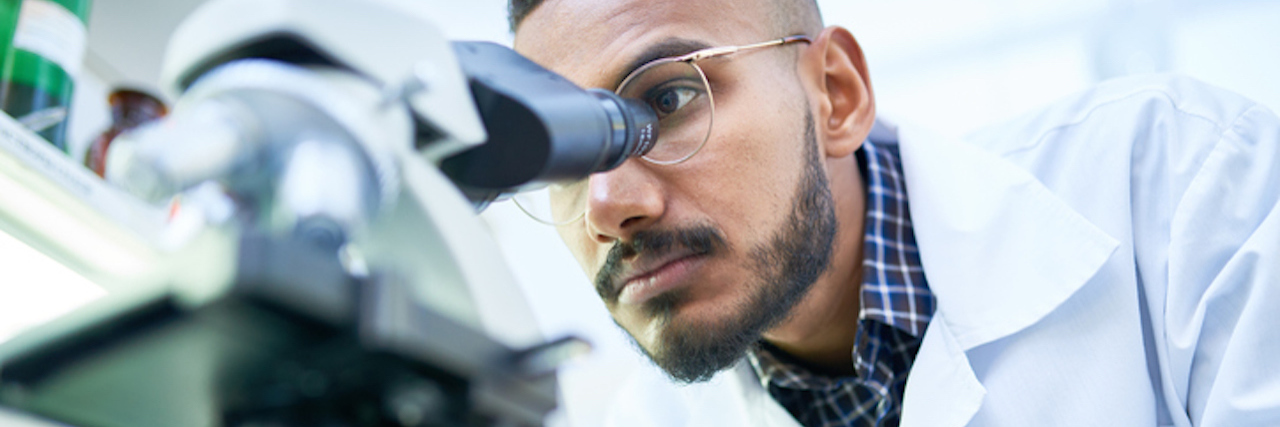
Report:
0,111,169,294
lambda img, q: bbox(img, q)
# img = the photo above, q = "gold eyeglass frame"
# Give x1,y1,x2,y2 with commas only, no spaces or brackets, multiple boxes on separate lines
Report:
518,35,813,226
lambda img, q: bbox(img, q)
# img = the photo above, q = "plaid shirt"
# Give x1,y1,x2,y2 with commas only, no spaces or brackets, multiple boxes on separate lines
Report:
747,139,934,427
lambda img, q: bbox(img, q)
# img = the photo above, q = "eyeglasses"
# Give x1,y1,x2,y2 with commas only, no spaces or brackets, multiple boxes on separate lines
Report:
514,35,812,225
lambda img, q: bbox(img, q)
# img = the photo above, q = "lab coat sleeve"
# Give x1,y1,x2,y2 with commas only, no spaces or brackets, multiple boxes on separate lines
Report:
1162,102,1280,426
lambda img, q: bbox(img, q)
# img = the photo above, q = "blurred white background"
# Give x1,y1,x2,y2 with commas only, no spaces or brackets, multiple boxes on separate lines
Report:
1,0,1278,426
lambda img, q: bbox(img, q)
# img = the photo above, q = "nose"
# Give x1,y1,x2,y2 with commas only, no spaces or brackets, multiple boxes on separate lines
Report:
583,161,665,243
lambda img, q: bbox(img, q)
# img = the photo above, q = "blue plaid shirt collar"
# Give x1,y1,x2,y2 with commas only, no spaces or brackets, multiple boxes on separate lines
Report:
854,139,932,338
747,139,935,427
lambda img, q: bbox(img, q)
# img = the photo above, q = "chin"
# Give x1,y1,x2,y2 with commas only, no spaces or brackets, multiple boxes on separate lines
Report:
629,288,765,383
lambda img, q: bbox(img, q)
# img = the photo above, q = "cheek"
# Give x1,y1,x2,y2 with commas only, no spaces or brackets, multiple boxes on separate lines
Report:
672,98,806,243
557,226,600,277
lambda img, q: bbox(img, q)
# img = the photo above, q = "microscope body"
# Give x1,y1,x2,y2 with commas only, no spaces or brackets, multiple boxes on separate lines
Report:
0,0,630,426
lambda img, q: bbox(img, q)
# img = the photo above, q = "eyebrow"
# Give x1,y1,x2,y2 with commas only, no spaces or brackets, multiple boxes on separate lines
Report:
611,38,712,89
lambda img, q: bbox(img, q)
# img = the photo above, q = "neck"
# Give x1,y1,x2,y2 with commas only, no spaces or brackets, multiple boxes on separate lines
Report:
762,154,866,376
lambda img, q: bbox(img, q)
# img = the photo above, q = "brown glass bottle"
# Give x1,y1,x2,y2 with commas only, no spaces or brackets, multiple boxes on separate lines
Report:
84,88,166,178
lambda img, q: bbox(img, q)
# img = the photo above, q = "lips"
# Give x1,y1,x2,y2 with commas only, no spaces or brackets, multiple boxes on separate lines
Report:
614,250,706,306
595,225,728,306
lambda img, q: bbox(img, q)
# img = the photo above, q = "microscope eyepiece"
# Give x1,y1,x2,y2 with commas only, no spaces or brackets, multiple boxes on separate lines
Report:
588,88,658,171
439,42,660,208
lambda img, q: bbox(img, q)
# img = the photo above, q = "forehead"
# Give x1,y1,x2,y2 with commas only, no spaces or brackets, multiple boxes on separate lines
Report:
514,0,775,89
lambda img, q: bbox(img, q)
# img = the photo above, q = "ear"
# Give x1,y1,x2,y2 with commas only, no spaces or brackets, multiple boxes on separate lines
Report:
797,26,875,158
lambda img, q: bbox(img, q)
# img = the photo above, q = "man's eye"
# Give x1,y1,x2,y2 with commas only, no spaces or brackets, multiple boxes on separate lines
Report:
648,86,700,116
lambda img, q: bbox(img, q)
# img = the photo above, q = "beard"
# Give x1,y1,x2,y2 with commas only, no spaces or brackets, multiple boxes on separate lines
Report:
594,112,838,383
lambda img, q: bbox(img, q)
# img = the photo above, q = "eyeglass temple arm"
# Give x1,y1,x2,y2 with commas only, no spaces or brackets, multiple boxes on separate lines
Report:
678,35,812,62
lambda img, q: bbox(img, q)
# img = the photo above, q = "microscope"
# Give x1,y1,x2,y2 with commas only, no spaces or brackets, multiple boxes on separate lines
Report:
0,0,657,426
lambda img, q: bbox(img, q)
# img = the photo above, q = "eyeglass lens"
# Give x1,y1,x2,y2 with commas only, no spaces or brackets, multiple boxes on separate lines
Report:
513,59,714,225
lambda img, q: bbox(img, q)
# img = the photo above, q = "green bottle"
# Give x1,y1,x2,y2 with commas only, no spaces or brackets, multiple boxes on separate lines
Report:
0,1,21,73
0,0,92,152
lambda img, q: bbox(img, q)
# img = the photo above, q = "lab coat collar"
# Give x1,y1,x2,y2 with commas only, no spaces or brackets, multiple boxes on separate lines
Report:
872,120,1119,427
877,119,1119,350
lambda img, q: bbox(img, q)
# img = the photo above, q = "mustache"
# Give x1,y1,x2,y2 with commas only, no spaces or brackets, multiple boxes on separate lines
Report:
594,225,728,303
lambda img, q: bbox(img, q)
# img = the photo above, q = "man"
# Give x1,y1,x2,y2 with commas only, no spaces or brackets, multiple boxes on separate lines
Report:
508,0,1280,425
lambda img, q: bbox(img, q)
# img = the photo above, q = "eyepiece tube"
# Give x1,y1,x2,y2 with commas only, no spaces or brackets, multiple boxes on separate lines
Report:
440,42,660,209
588,89,658,171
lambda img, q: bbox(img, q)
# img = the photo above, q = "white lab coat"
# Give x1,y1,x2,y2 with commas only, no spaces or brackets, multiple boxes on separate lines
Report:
601,75,1280,427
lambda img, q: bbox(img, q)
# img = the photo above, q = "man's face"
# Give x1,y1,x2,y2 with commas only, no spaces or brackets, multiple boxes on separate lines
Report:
516,0,838,382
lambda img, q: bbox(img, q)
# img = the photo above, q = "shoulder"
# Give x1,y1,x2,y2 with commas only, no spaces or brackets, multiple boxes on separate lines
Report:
960,74,1276,224
955,74,1280,285
967,74,1262,158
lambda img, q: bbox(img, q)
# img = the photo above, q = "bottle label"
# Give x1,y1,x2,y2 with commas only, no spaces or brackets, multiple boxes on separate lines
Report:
12,0,86,76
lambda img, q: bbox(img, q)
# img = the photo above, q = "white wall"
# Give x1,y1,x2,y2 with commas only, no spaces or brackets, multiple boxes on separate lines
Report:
835,0,1280,137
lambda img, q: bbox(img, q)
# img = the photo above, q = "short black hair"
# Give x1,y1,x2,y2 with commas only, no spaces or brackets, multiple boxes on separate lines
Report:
508,0,542,33
508,0,823,35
